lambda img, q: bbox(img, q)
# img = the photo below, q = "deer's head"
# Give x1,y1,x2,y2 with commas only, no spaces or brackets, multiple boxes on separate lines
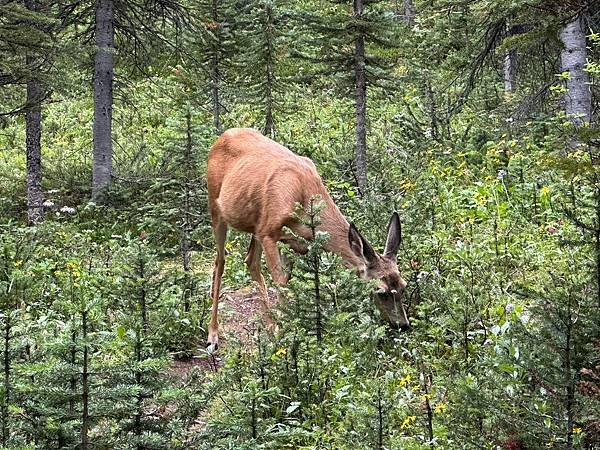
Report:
348,212,410,331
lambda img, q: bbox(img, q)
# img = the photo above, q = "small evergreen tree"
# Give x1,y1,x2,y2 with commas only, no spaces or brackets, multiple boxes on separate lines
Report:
234,0,291,137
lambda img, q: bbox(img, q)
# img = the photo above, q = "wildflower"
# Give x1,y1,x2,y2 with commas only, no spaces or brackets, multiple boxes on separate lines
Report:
505,303,515,314
547,225,557,234
417,271,430,282
14,260,23,268
47,189,60,194
59,206,76,214
275,347,287,357
497,169,507,180
42,200,55,208
573,427,582,434
540,186,551,196
434,403,447,414
400,415,416,429
399,374,412,386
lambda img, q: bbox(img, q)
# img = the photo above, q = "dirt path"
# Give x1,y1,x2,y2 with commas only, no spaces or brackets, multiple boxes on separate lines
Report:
171,286,278,380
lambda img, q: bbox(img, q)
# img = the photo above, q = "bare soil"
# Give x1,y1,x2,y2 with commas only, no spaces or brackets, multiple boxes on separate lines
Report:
170,286,278,381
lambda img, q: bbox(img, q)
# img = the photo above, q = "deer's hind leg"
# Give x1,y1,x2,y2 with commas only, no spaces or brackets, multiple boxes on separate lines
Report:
245,235,270,312
207,220,227,349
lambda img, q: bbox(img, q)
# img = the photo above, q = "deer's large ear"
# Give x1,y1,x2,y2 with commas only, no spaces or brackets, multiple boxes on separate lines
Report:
384,212,401,259
348,222,378,266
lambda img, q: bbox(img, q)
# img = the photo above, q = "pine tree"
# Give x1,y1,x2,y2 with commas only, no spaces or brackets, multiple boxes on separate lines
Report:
296,0,398,193
234,0,290,137
0,1,58,225
194,0,237,134
57,0,191,201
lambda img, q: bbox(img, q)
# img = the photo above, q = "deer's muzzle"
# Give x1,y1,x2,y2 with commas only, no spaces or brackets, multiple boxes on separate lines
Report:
373,292,410,331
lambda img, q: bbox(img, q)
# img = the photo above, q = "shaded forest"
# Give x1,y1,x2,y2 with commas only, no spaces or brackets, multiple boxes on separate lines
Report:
1,0,600,448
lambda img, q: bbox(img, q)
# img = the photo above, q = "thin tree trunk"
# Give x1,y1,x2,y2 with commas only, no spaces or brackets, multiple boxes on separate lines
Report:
565,293,574,450
69,330,77,417
2,313,10,446
504,40,517,93
92,0,115,201
309,199,322,343
422,370,434,448
596,188,600,308
560,14,591,147
182,108,192,311
503,51,517,93
403,0,415,26
354,0,367,194
503,20,517,94
377,386,384,449
25,0,43,226
211,0,222,134
81,310,89,450
264,3,275,138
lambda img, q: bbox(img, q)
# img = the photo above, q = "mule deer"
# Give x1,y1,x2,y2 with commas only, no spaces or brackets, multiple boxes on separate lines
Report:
207,128,409,348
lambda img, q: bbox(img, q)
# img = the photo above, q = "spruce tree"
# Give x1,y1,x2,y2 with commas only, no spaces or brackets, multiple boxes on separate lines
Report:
297,0,398,193
234,0,290,137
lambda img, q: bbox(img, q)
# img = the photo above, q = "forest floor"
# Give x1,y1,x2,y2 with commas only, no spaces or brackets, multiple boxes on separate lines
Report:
170,286,278,379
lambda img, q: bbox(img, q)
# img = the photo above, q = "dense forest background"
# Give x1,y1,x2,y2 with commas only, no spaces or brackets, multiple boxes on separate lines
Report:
1,0,600,448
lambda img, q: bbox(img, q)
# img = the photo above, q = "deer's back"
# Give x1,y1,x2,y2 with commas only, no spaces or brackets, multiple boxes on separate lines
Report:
208,128,326,235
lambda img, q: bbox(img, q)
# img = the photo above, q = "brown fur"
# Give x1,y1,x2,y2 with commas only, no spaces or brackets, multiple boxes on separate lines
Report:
206,128,408,348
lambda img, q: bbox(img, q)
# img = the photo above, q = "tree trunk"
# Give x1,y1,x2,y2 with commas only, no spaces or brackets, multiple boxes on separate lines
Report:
564,293,574,450
560,15,591,137
354,0,367,194
81,310,89,450
264,3,275,138
2,313,10,446
403,0,415,26
92,0,114,201
211,0,222,134
25,0,43,226
504,21,517,94
182,109,192,311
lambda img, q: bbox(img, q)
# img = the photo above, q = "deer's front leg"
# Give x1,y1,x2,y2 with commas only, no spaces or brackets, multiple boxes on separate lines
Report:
207,222,227,350
261,236,289,286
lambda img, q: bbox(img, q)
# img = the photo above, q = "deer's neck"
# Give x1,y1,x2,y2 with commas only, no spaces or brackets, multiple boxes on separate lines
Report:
319,198,363,270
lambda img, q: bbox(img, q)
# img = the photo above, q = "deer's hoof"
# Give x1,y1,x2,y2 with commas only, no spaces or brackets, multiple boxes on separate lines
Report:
206,342,219,354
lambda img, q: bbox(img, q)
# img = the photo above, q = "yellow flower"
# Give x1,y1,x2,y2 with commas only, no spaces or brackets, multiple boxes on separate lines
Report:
399,375,412,386
275,347,287,357
400,415,416,429
434,402,447,414
540,186,551,196
573,427,582,434
13,260,23,268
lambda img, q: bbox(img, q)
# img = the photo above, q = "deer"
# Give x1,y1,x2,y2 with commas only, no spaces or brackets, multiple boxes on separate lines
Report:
207,128,409,349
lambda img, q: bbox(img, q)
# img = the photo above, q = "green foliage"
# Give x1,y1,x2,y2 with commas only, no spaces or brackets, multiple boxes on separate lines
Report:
1,0,600,448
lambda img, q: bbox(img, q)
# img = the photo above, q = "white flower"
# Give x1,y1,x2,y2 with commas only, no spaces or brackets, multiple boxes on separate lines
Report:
505,303,515,314
42,200,55,208
47,189,60,194
417,271,430,282
497,169,507,180
59,206,76,214
424,128,433,138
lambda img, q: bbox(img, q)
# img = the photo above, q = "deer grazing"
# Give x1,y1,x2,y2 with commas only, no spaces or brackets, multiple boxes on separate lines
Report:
207,128,409,349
